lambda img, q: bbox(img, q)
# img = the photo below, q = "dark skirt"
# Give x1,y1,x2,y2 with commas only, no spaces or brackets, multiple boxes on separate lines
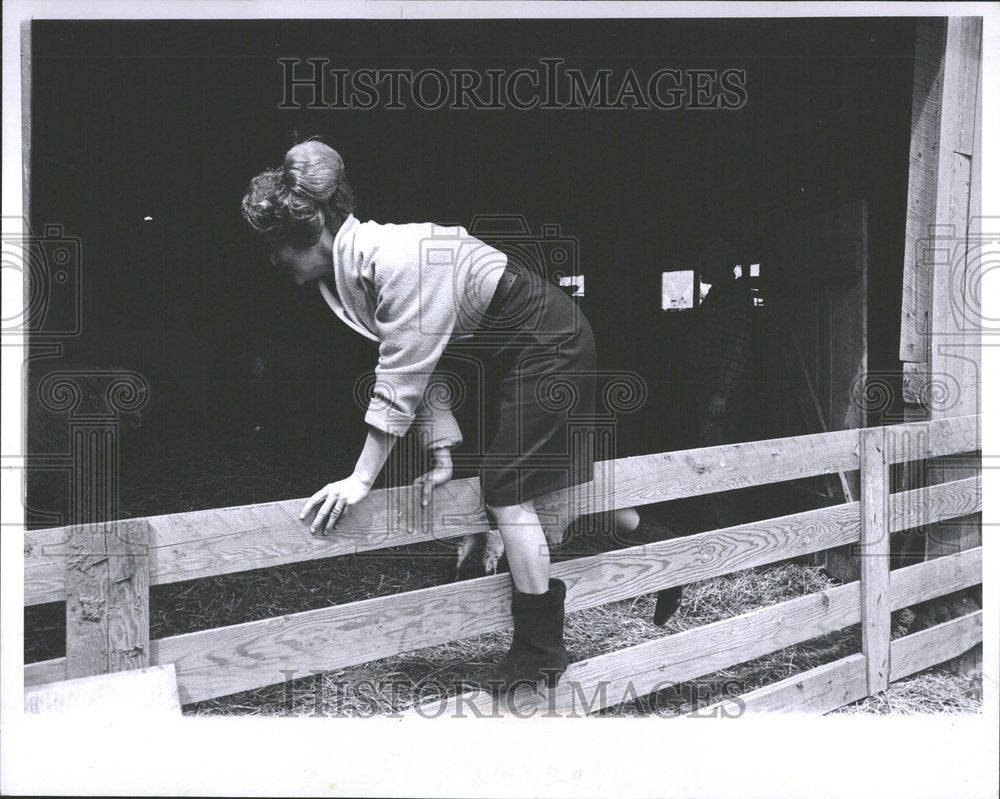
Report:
455,262,597,507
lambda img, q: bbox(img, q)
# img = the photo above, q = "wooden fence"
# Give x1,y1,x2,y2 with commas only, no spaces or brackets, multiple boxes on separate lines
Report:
24,414,982,715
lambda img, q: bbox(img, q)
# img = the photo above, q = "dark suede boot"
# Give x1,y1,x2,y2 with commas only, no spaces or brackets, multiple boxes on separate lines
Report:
632,518,684,626
475,578,569,696
653,586,683,626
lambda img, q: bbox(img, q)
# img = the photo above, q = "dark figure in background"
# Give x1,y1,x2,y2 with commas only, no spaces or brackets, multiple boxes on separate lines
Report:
696,242,754,529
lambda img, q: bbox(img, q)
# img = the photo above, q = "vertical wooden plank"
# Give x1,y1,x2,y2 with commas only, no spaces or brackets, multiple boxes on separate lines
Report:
924,17,982,566
107,519,150,671
899,19,946,569
65,520,150,678
859,425,891,692
20,20,32,221
927,16,981,421
899,18,946,364
65,523,111,679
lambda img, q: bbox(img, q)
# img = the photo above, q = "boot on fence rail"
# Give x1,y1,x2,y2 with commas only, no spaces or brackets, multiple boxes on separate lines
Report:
472,578,570,696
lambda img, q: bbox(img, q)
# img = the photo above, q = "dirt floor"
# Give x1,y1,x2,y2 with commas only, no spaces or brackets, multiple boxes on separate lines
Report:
24,437,983,717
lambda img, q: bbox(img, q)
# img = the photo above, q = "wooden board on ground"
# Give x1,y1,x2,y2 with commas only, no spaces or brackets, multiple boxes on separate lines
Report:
24,664,180,716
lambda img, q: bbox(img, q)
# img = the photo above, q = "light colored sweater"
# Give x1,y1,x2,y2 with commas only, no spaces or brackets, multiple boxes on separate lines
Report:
317,214,506,448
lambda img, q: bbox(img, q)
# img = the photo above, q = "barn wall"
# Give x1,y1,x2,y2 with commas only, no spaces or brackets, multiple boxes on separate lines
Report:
25,18,918,517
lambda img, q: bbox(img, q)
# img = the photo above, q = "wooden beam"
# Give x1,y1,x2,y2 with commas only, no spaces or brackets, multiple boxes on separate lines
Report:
695,609,982,717
65,519,149,679
25,416,977,606
156,503,862,704
900,18,946,365
29,502,858,701
24,472,979,694
902,362,930,405
921,18,983,586
23,473,980,693
695,655,869,717
891,475,979,534
420,546,981,719
899,21,982,654
887,414,979,461
926,17,981,421
26,532,980,708
24,426,862,605
23,657,64,687
107,519,150,672
889,546,980,612
890,610,982,681
65,523,110,679
897,17,985,676
859,426,891,693
412,579,864,718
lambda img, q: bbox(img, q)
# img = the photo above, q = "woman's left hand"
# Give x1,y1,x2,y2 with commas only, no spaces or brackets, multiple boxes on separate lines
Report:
415,447,453,507
300,474,372,535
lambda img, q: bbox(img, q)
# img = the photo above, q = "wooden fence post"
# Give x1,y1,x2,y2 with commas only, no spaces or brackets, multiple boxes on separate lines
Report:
66,519,150,679
859,426,891,693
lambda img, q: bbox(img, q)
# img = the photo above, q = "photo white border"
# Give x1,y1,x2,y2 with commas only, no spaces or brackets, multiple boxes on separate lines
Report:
3,2,997,796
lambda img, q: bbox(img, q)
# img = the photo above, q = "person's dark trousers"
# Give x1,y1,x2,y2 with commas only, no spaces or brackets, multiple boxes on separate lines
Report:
696,387,742,529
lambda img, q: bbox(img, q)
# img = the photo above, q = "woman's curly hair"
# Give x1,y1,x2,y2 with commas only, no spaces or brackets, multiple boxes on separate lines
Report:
241,139,356,246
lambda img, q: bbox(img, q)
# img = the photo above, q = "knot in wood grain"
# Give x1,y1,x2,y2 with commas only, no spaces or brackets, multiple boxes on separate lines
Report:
78,595,105,621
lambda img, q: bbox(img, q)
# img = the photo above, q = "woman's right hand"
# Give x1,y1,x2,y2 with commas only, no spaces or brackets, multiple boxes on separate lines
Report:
300,473,372,535
415,447,453,507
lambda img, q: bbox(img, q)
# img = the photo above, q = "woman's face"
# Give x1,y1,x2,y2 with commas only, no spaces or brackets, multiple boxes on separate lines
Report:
269,233,333,286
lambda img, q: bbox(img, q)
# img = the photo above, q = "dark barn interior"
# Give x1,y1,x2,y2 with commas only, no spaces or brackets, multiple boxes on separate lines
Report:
25,17,917,525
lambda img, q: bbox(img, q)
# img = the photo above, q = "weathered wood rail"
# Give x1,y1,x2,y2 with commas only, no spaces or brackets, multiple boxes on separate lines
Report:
24,414,981,714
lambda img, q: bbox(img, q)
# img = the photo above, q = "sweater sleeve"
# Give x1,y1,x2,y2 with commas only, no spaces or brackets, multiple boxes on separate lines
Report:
363,240,459,437
412,390,463,449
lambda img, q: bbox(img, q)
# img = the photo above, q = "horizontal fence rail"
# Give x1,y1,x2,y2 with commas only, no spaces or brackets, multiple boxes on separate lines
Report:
413,546,983,717
25,478,981,704
23,414,980,607
697,610,983,717
23,415,982,714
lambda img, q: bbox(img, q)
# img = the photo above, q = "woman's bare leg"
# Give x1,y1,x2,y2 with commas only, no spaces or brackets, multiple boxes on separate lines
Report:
488,499,550,594
545,505,640,544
